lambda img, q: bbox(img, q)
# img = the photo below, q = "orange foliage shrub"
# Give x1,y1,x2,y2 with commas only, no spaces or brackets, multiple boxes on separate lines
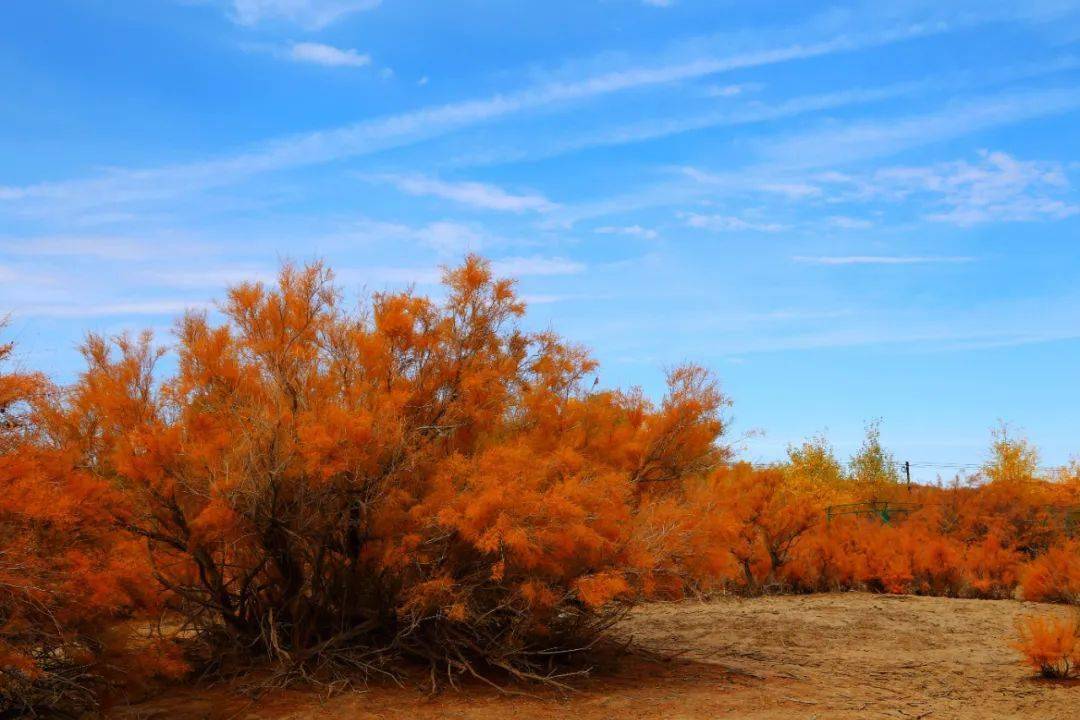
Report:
64,258,730,684
783,500,1030,599
710,464,818,592
784,518,960,596
1013,613,1079,678
1021,542,1080,604
776,424,1080,600
963,534,1023,598
0,336,167,715
947,480,1061,557
782,520,866,592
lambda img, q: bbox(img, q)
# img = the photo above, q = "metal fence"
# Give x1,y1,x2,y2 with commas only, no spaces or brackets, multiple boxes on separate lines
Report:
823,501,1080,533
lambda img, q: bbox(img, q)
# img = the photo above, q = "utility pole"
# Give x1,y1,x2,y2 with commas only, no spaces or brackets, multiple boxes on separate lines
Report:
904,461,912,491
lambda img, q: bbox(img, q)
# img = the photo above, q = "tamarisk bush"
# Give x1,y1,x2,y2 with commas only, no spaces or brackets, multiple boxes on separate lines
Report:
0,334,172,716
1021,542,1080,604
1013,613,1080,679
69,257,730,685
713,465,819,592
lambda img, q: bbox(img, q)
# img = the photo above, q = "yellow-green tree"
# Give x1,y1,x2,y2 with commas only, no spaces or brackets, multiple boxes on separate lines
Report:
849,421,901,501
983,423,1040,485
786,433,847,501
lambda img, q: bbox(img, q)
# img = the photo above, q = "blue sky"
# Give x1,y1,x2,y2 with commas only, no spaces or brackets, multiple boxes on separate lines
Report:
3,0,1080,477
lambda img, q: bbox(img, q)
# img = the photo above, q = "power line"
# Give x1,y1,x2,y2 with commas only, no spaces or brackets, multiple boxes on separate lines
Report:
735,458,1073,474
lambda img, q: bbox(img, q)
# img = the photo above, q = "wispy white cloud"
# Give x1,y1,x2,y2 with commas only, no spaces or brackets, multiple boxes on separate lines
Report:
346,217,489,254
615,145,1076,233
6,7,1076,231
816,150,1078,225
414,221,485,254
759,87,1080,168
287,42,370,67
1,235,207,260
152,263,446,291
711,323,1080,355
446,55,1080,171
703,83,761,97
490,256,586,277
792,255,975,265
457,81,935,170
145,266,278,289
521,293,593,305
0,16,957,218
929,197,1078,225
373,174,557,213
888,152,1075,225
826,215,874,229
757,182,823,199
283,217,491,257
337,256,586,287
594,225,659,239
228,0,381,29
12,300,213,319
335,256,588,289
588,286,1080,358
683,213,786,233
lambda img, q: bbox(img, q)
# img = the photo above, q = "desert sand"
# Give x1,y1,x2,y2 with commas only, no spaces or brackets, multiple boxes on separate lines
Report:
114,593,1079,720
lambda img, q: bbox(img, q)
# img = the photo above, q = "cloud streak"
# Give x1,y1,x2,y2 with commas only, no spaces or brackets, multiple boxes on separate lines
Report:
792,255,975,266
11,300,213,319
0,235,208,261
594,225,659,239
287,42,371,68
784,150,1080,225
684,213,787,233
228,0,382,29
490,256,586,277
760,87,1080,168
0,16,958,218
373,175,557,213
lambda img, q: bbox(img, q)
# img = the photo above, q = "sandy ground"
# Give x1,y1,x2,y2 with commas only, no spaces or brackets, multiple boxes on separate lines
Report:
113,593,1079,720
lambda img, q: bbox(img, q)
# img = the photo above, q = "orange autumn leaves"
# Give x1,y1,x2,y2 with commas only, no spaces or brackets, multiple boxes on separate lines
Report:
40,256,733,691
1013,613,1080,678
2,256,1080,713
732,470,1080,601
0,336,172,715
